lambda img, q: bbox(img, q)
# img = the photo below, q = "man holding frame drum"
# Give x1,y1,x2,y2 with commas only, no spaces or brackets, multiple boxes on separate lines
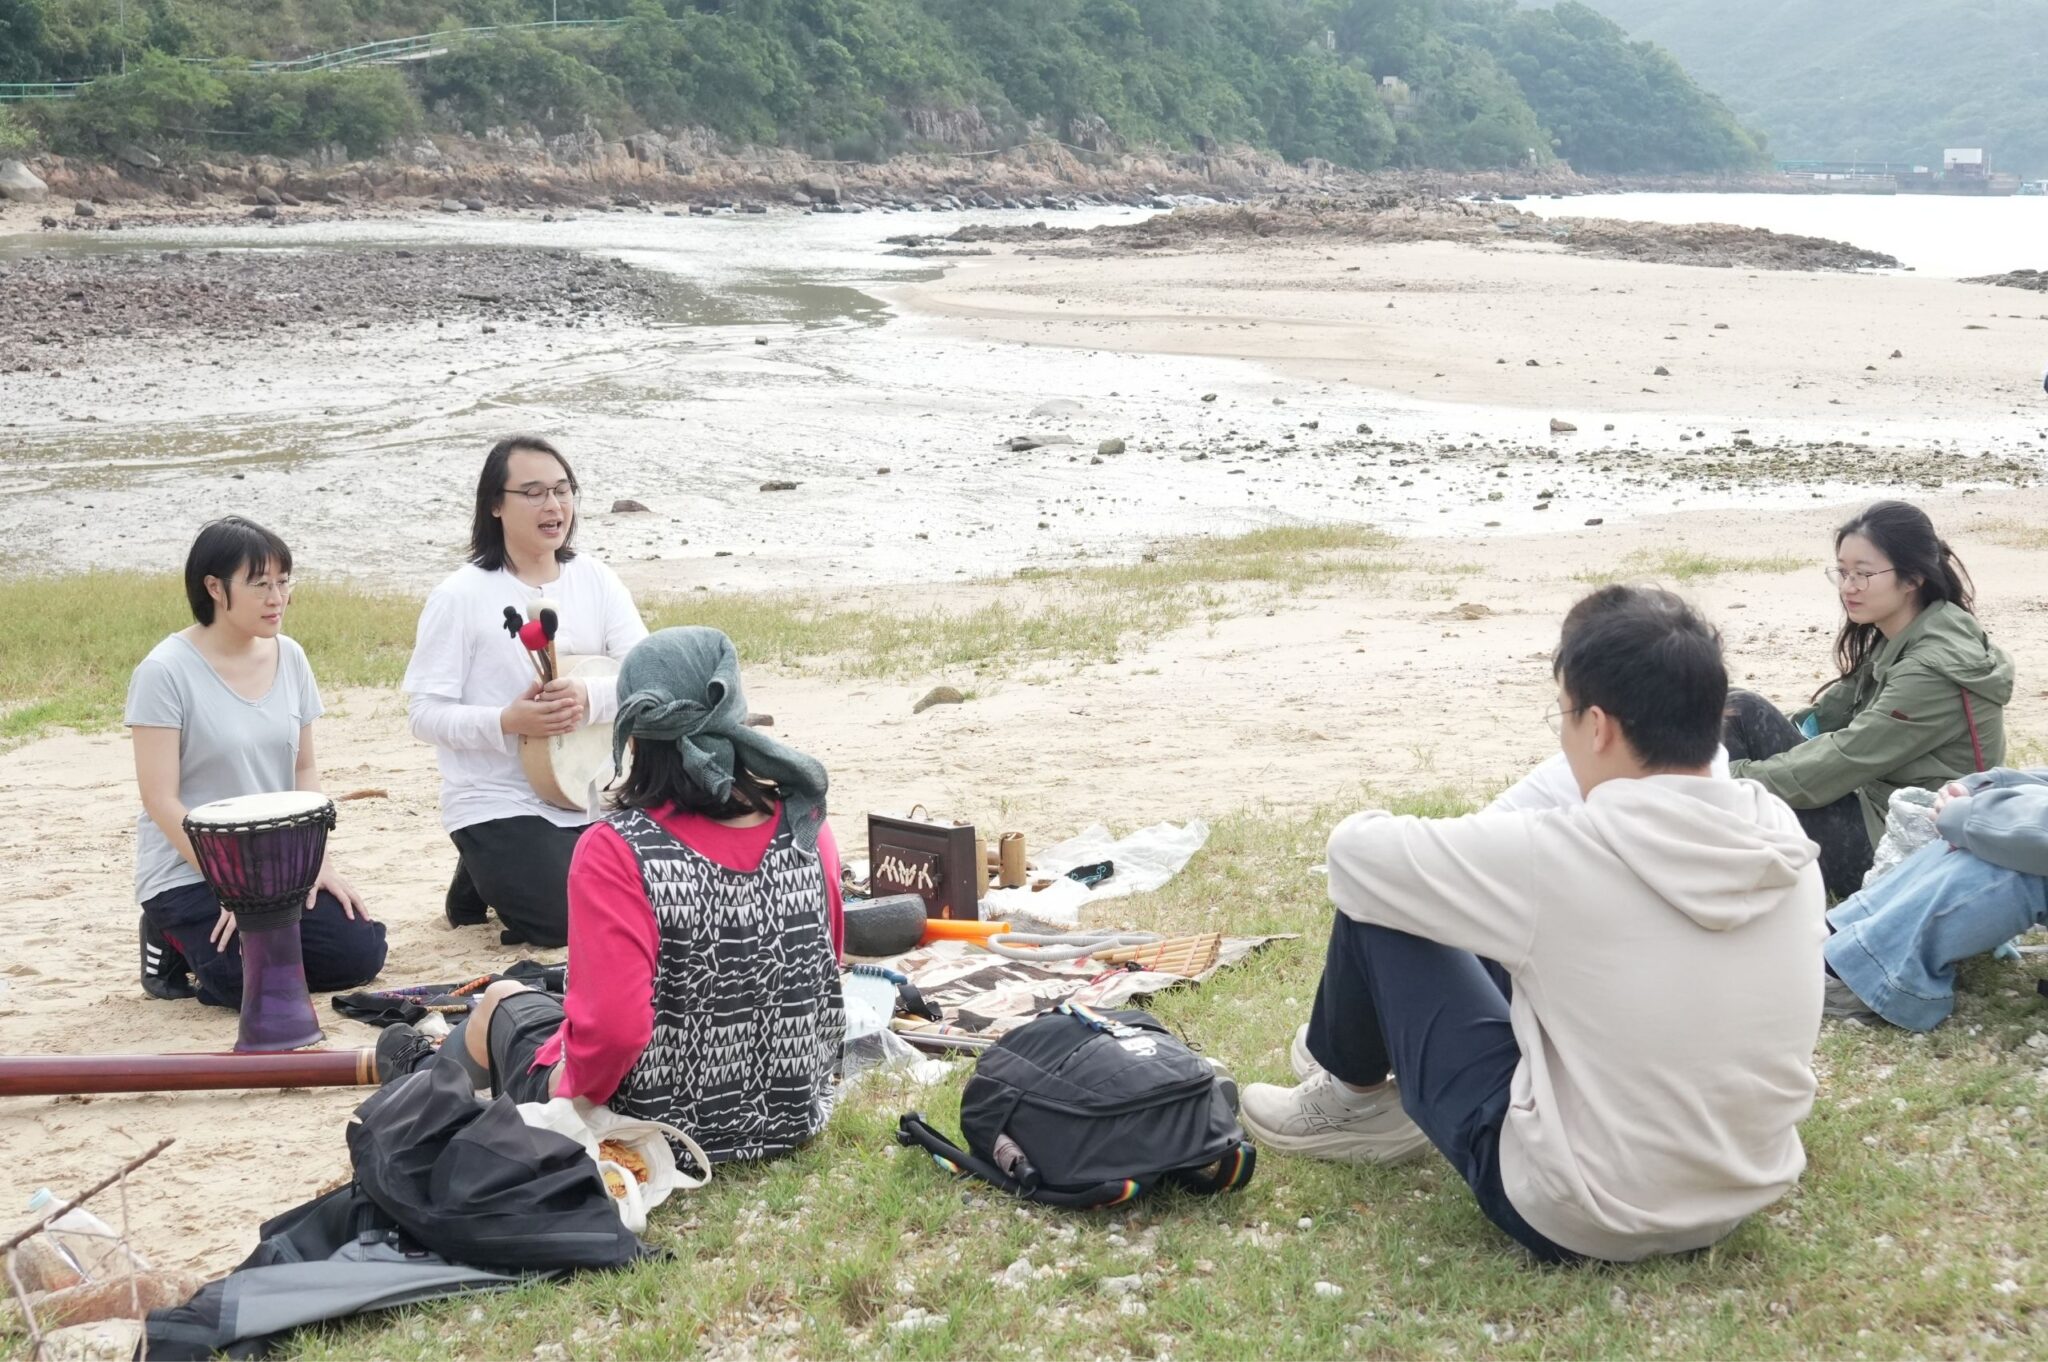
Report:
129,518,387,1008
402,435,648,948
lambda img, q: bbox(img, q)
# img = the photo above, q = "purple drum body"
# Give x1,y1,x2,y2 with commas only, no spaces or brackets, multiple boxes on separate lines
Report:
182,793,336,1053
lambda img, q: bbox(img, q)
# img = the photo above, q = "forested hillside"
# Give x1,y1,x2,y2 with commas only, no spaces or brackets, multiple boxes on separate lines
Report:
1576,0,2048,176
0,0,1763,174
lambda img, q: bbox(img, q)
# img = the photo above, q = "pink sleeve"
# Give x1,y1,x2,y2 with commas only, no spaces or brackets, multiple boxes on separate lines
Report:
542,824,660,1103
819,818,845,961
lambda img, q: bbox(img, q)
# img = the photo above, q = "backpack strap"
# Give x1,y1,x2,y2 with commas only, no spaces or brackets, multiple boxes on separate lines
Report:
1163,1141,1257,1196
895,1113,1146,1209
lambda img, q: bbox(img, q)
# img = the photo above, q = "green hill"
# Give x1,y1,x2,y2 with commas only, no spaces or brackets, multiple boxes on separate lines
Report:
1570,0,2048,176
0,0,1763,174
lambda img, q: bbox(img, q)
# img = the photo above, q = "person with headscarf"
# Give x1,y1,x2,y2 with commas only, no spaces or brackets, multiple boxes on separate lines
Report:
375,627,846,1165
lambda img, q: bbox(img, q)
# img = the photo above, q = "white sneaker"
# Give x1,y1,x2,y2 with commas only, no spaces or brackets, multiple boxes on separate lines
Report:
1290,1024,1321,1081
1240,1069,1432,1165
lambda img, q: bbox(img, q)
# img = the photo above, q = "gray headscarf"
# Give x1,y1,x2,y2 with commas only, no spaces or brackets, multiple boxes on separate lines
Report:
611,627,829,852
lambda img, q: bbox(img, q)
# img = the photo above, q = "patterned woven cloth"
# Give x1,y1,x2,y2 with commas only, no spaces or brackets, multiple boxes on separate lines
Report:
605,806,845,1162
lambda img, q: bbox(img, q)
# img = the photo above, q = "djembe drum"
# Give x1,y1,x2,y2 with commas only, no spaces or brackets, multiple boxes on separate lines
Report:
182,792,336,1053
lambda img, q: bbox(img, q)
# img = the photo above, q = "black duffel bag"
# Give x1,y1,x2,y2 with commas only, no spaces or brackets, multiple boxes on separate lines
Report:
898,1002,1254,1208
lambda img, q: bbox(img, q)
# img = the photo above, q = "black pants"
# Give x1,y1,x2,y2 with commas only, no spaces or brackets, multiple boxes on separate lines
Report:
1305,912,1579,1264
145,881,387,1010
441,989,565,1106
1721,689,1873,899
448,817,589,948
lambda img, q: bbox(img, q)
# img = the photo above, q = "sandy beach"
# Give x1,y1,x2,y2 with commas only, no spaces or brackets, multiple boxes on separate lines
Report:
5,211,2048,1281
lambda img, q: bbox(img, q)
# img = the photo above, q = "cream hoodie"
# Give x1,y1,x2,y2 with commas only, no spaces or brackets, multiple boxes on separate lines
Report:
1326,774,1824,1262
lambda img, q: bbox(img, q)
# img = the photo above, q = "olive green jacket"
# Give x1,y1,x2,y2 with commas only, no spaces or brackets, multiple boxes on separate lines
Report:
1729,601,2015,844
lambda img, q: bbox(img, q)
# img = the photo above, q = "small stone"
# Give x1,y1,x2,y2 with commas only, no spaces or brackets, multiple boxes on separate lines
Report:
73,201,96,218
1549,418,1577,433
1099,1274,1143,1296
1653,365,1670,376
1890,349,1903,359
1585,517,1604,526
876,466,890,474
1355,422,1371,435
755,337,768,345
1714,322,1729,330
1118,1299,1148,1316
611,499,651,514
1525,358,1539,367
1098,438,1126,456
1007,436,1043,452
1200,392,1217,402
913,686,966,715
759,480,800,492
997,1257,1032,1289
1297,1217,1314,1230
1313,1281,1343,1299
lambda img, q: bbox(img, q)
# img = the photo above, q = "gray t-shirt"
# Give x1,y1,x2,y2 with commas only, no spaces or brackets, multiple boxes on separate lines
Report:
125,634,324,904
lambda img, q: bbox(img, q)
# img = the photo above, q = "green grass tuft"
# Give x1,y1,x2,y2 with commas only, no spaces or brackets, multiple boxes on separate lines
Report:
1578,549,1810,586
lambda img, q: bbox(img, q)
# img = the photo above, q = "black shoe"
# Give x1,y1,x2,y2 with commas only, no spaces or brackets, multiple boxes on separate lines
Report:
374,1023,438,1084
140,914,196,1001
445,864,489,928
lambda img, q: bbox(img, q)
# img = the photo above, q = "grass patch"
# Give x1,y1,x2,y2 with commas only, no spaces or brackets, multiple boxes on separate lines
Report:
1578,549,1809,585
0,571,419,741
1964,519,2048,551
281,785,2048,1360
1,528,1425,741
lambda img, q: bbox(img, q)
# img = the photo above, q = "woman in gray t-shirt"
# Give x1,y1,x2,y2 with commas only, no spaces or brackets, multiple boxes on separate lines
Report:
127,517,386,1009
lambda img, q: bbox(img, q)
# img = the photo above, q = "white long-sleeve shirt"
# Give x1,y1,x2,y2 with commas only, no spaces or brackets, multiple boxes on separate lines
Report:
1328,774,1824,1262
402,558,648,832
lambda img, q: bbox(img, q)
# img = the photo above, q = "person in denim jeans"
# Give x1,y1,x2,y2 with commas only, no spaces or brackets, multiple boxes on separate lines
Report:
1824,768,2048,1029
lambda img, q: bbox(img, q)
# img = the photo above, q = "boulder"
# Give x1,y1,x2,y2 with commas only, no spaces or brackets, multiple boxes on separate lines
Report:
912,686,966,715
611,498,651,514
117,144,162,171
759,480,801,492
250,204,277,220
1549,418,1577,433
278,191,302,207
800,174,842,205
73,200,95,218
0,160,47,204
253,186,281,206
1097,438,1126,456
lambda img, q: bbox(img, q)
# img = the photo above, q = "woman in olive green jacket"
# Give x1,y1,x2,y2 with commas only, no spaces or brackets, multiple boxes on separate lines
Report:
1725,501,2014,898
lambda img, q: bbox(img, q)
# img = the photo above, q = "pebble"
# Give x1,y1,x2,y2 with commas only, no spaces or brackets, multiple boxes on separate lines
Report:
1099,1274,1143,1296
1313,1281,1344,1299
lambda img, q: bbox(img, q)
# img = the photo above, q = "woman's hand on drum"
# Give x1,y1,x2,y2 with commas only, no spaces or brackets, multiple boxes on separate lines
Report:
209,907,238,951
312,862,371,920
501,680,583,738
541,677,589,729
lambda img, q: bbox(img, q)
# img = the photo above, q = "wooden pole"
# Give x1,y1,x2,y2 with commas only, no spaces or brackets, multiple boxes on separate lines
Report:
0,1050,376,1099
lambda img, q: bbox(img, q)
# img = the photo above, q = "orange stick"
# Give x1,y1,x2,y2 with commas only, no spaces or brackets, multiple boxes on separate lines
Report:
920,918,1011,946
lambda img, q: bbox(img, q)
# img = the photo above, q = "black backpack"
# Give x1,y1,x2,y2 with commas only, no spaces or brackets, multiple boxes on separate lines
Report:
897,1002,1255,1208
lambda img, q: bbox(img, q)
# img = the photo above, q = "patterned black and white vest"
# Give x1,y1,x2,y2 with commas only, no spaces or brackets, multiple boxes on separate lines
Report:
604,806,844,1163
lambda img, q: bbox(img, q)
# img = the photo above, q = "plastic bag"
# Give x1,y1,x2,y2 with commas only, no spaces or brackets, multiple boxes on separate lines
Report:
981,820,1211,930
518,1098,710,1234
1862,786,1941,890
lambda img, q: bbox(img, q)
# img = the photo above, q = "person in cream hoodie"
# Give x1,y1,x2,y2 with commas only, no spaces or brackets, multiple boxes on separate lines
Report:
1243,584,1826,1263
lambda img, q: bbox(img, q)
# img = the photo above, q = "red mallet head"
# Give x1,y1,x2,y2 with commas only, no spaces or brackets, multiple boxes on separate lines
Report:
518,619,548,651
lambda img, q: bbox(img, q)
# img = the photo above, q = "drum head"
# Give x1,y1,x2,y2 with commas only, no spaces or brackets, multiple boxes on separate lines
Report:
186,791,336,826
524,654,625,814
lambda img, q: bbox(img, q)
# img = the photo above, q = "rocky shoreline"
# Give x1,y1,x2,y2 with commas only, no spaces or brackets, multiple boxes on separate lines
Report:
3,129,1837,235
0,247,664,372
934,193,1901,272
